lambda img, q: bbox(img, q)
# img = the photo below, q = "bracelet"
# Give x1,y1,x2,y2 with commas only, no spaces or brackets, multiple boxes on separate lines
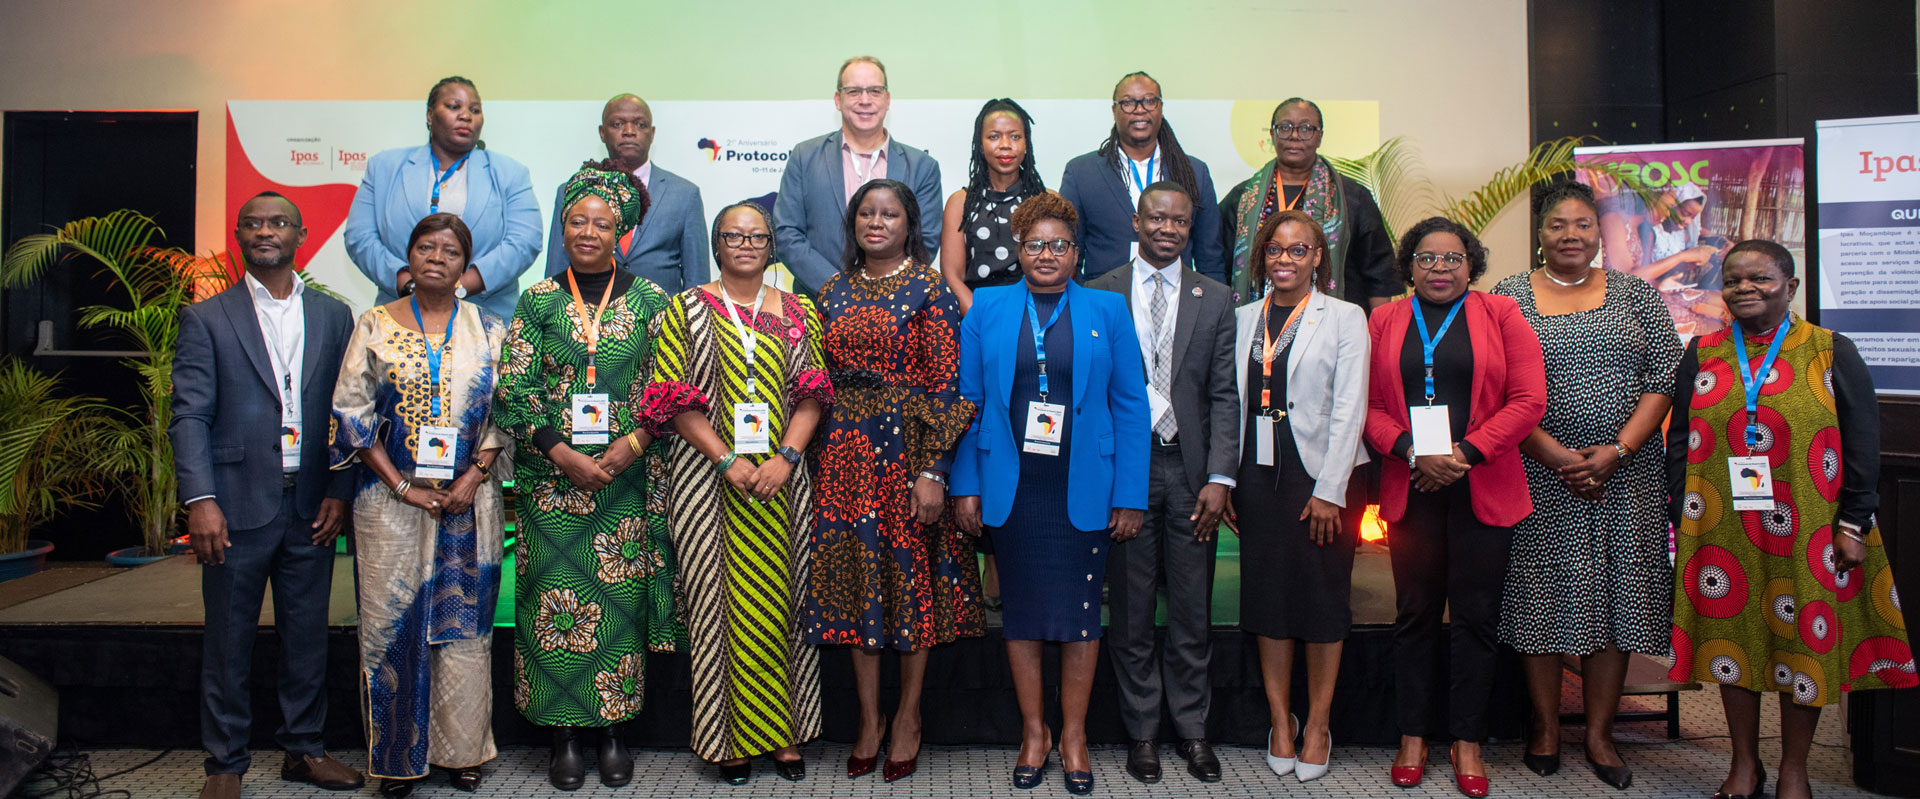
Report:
1838,526,1868,544
714,452,738,474
625,431,644,455
917,470,948,486
1612,442,1633,464
389,478,412,500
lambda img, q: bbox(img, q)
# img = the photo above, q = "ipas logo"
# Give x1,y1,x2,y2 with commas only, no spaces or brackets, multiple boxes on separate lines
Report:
289,149,322,166
696,138,721,161
337,150,368,171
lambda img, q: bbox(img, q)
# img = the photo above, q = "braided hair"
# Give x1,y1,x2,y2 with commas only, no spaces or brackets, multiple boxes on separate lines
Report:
960,99,1045,233
1531,179,1599,222
1096,72,1200,204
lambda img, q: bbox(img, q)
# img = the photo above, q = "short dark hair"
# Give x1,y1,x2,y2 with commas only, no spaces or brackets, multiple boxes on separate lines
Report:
1009,190,1078,241
1726,238,1796,279
1271,97,1325,128
1250,209,1331,293
837,56,887,90
841,179,932,273
427,76,477,110
1395,216,1489,287
1532,180,1598,222
407,213,473,268
240,190,301,225
709,201,775,272
1135,180,1191,215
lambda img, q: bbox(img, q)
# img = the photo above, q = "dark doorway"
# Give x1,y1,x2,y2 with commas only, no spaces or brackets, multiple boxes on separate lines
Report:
1,110,198,559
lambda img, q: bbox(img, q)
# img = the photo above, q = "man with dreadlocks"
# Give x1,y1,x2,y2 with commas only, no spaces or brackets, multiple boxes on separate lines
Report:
1060,72,1226,284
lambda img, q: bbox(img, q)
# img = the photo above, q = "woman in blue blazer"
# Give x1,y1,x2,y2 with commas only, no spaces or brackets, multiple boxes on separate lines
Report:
344,76,543,321
953,191,1149,796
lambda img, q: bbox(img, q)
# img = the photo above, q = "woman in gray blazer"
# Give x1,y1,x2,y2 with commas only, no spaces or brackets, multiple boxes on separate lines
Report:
1225,210,1371,784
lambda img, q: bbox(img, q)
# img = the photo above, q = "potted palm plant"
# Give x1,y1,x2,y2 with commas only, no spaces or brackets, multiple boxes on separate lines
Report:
0,360,127,580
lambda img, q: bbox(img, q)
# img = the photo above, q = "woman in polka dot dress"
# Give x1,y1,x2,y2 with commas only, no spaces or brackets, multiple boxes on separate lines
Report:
939,98,1045,314
1665,240,1913,799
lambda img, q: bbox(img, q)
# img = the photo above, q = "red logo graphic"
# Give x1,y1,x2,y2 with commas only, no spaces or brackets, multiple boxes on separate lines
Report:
289,150,321,166
337,150,367,171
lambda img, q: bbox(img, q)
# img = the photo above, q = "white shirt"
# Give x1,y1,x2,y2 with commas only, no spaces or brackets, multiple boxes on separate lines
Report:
247,271,307,472
431,158,469,217
1118,144,1163,211
1131,255,1182,372
631,160,654,193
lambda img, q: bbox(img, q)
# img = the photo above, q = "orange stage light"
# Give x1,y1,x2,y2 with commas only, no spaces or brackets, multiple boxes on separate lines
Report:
1360,504,1387,543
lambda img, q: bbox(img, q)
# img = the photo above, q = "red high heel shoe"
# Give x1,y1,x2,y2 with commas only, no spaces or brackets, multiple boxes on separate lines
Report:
1448,743,1490,798
1391,745,1426,787
846,754,877,779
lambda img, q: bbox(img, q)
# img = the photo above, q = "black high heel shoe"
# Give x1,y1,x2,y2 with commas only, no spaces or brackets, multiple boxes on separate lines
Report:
378,777,419,797
1524,750,1561,777
1064,770,1095,795
719,759,751,785
773,755,806,781
1712,766,1766,799
1584,746,1632,790
1012,727,1053,789
447,768,482,792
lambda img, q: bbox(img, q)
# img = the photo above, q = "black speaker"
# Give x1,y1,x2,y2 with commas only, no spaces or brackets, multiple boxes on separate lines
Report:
0,654,57,795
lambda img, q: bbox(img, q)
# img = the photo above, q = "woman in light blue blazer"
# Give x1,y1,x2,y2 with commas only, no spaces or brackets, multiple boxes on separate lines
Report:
952,191,1149,796
1227,210,1371,784
344,76,542,321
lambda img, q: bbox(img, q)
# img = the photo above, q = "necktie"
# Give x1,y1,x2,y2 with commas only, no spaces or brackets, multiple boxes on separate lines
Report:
1149,272,1176,440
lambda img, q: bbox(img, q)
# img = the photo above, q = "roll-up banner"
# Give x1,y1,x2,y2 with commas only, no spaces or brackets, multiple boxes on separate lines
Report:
1815,114,1920,396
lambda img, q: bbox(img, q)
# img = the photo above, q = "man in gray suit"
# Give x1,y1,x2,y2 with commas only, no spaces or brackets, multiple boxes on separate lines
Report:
773,55,942,293
1086,181,1237,785
545,93,709,293
171,193,361,799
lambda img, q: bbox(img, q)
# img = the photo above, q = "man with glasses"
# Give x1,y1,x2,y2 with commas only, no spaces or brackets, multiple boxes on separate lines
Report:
1061,71,1226,284
1084,182,1236,785
1221,98,1396,309
172,193,362,799
774,56,943,293
544,93,710,294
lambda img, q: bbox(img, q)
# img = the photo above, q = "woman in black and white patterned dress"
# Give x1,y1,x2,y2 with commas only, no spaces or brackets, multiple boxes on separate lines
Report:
1491,182,1681,790
940,98,1043,314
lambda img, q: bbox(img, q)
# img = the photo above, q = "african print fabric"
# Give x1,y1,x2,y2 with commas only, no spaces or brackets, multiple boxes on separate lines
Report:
1231,156,1347,302
494,275,687,727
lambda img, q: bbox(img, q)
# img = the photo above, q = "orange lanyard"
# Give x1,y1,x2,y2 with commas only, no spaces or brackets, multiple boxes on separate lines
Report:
564,268,617,389
1259,291,1310,417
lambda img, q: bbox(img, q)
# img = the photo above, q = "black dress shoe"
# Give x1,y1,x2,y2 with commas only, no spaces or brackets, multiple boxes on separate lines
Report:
1523,750,1561,776
1125,740,1161,783
549,726,586,791
719,760,751,785
1585,749,1632,790
447,768,481,792
599,727,633,787
378,777,419,798
1178,739,1221,782
774,756,806,781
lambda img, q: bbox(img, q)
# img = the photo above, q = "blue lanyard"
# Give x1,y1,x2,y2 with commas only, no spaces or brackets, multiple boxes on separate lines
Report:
1412,296,1466,404
1730,317,1791,447
1127,153,1156,194
410,295,459,420
429,151,471,214
1025,291,1069,401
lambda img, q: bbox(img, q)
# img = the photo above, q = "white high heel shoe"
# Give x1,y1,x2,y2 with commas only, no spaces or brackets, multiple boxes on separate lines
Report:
1264,714,1299,778
1296,727,1333,782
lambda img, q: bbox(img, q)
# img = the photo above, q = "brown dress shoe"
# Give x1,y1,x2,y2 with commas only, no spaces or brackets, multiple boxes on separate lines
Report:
199,773,241,799
281,752,366,790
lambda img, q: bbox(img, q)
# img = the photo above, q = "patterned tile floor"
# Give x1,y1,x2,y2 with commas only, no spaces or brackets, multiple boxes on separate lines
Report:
21,682,1892,799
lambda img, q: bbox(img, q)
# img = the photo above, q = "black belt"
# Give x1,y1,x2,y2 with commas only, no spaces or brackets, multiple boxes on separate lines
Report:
1153,434,1180,449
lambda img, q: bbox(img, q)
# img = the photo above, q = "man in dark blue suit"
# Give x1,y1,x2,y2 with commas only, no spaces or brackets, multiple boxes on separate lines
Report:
774,56,943,293
1060,72,1225,284
545,94,709,293
171,193,361,799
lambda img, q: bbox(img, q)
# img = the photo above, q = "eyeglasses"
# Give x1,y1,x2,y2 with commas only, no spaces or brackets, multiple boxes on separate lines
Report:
1411,252,1469,270
1019,238,1076,256
1264,242,1319,261
838,85,888,99
1113,96,1162,113
238,218,295,231
1271,122,1322,140
718,232,772,250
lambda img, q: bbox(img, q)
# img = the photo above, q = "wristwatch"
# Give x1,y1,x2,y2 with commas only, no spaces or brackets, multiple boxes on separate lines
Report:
777,445,803,464
472,458,492,478
1612,441,1634,465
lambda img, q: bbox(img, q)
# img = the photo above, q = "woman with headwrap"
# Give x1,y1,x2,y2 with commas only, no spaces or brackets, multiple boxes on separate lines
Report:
493,162,687,791
1224,98,1397,310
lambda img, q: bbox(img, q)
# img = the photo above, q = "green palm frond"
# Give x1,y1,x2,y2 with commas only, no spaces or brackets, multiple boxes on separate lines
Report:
0,361,126,552
1326,136,1437,245
1439,137,1595,236
0,210,166,291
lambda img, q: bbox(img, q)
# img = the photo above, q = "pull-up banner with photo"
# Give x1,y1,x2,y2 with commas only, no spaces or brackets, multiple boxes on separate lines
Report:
225,99,1380,310
1574,139,1806,342
1815,114,1920,396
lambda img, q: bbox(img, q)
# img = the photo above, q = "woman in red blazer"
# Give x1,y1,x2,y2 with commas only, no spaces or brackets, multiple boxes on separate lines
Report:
1364,217,1546,797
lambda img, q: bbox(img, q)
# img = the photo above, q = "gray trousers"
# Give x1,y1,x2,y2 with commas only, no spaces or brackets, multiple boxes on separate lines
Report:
1104,442,1217,741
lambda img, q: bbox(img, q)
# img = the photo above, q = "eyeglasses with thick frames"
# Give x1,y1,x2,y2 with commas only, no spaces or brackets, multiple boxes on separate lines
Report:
1264,242,1320,261
1412,252,1469,270
1019,238,1076,256
238,218,296,231
838,85,888,99
718,232,772,250
1113,96,1162,113
1270,122,1322,140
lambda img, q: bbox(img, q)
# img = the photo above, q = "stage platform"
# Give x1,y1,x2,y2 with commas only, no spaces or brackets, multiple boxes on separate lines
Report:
0,541,1529,752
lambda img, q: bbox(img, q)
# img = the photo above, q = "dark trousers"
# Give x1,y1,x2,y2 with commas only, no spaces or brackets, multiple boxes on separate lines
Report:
201,489,335,775
1387,479,1512,743
1105,442,1217,741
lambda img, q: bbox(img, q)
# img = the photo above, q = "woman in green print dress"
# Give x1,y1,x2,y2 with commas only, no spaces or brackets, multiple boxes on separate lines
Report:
494,164,686,791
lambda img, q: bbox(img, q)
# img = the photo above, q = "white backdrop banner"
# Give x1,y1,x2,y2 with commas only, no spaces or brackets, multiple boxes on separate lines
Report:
1815,114,1920,395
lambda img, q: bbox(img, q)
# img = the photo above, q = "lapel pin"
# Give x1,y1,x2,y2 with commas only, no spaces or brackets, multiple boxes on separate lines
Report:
1191,286,1203,297
1091,329,1100,337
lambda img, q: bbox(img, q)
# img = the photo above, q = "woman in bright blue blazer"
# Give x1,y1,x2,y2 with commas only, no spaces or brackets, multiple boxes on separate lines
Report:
344,76,543,321
953,191,1148,796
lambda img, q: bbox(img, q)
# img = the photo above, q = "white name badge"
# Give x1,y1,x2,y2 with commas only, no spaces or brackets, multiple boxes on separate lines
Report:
1255,416,1277,467
1728,455,1774,511
1409,404,1454,457
280,422,302,471
732,402,772,454
1023,401,1066,456
571,393,610,445
1146,384,1172,431
414,425,460,481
